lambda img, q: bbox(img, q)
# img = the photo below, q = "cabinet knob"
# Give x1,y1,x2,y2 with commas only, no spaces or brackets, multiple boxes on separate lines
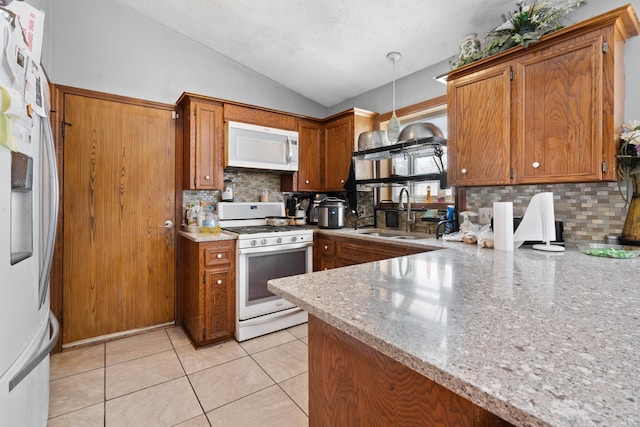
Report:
532,162,540,169
324,245,329,250
340,179,345,184
205,175,210,180
216,253,222,259
305,180,310,184
461,168,467,174
216,279,222,285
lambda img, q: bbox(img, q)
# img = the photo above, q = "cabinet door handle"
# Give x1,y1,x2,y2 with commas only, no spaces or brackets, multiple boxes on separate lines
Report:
216,279,222,285
461,168,467,174
532,162,540,169
324,245,329,250
305,180,310,184
216,253,223,259
340,179,345,184
205,175,210,180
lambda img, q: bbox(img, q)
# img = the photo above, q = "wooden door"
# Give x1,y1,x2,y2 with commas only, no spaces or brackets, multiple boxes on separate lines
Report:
447,63,512,186
323,115,353,192
62,94,175,343
513,29,603,183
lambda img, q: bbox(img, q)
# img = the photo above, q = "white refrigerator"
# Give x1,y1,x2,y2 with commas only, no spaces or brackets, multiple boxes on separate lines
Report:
0,2,59,426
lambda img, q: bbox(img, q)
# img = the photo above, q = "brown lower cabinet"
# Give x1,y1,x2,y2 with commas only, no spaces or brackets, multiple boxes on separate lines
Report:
180,237,236,347
314,233,428,271
309,315,514,426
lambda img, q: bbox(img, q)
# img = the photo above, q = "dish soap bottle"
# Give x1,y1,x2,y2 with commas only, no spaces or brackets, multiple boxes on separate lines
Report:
196,201,205,227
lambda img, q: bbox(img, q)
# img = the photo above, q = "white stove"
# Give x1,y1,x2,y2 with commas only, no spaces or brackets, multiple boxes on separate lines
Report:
218,202,311,341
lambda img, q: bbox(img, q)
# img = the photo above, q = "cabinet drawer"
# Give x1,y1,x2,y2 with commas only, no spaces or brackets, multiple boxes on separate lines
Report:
317,238,335,256
203,241,235,267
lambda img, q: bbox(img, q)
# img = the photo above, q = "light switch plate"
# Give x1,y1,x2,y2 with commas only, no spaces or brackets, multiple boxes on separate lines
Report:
478,208,492,225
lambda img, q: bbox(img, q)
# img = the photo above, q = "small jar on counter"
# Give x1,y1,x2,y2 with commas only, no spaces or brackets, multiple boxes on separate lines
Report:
605,235,621,245
201,206,220,234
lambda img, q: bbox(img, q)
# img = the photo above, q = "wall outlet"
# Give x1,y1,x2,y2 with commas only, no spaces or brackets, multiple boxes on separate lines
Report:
478,207,492,225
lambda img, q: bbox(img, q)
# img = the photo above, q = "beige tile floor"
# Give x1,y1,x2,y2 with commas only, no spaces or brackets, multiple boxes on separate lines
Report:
47,324,309,427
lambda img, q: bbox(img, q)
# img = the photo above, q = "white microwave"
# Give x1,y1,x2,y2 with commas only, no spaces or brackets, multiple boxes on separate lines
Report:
225,121,299,172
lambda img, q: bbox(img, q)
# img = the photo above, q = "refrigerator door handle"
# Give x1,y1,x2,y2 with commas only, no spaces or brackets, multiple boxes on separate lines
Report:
9,311,59,392
39,117,59,308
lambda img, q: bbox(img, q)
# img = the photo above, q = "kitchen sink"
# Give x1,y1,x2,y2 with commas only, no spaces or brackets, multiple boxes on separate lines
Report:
356,231,401,238
355,229,427,240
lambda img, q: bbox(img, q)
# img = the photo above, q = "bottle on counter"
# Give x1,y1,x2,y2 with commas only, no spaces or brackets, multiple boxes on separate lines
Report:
196,201,205,227
426,186,431,203
189,203,198,225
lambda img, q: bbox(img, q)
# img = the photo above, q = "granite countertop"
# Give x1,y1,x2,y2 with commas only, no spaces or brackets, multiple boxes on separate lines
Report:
178,230,238,242
268,230,640,427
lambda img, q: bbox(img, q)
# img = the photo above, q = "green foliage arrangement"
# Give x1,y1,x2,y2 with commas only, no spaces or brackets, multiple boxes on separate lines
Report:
452,0,587,68
618,119,640,201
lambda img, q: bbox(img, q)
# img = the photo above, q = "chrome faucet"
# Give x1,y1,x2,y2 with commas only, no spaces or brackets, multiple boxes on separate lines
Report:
398,187,415,232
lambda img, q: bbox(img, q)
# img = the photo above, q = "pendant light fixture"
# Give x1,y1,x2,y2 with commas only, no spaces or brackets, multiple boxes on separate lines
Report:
386,51,402,143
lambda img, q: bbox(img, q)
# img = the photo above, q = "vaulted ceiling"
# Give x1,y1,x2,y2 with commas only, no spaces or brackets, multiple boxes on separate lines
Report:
116,0,518,107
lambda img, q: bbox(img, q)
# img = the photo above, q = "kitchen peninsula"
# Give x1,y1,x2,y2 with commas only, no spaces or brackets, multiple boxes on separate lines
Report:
268,234,640,426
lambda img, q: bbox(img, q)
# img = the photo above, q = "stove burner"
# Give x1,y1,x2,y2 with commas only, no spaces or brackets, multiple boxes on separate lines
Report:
223,225,314,234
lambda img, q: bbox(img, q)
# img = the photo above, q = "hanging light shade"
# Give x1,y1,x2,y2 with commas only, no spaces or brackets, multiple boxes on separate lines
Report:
386,51,402,143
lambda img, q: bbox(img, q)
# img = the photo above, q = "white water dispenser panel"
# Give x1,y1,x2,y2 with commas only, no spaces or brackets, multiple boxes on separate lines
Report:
10,151,33,265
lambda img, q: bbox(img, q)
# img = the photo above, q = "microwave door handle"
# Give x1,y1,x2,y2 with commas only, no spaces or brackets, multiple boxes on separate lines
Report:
287,136,293,164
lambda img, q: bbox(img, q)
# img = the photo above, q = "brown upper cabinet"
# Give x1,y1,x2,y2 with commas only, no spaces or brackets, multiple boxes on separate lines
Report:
178,94,225,190
294,119,324,192
177,92,376,192
323,109,376,192
284,109,377,193
223,103,297,130
447,5,640,187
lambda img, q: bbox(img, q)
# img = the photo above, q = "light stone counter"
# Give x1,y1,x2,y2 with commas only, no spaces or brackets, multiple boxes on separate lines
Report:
269,231,640,427
178,230,237,242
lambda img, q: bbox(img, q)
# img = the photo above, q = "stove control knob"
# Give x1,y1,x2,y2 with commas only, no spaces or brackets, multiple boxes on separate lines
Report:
291,236,297,243
276,237,282,244
261,239,268,246
250,240,257,247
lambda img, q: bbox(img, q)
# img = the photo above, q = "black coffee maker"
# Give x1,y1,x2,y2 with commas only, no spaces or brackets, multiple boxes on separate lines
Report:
285,196,298,217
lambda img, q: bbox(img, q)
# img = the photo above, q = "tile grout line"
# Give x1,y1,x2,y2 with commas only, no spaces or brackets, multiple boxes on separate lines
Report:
184,333,309,419
48,326,309,424
167,328,213,426
103,341,106,427
246,337,309,417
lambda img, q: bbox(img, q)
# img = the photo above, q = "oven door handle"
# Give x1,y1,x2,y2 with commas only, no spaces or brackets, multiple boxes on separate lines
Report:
238,241,312,255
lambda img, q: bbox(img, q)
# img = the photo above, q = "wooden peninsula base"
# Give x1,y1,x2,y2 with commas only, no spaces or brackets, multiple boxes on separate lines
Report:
308,315,514,427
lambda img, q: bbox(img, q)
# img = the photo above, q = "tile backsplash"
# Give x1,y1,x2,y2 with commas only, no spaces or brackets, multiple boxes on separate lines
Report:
183,171,287,209
184,172,629,244
464,181,629,244
183,170,362,219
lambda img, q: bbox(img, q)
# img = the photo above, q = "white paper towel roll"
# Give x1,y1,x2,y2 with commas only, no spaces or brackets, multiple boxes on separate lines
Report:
493,202,514,251
513,192,556,248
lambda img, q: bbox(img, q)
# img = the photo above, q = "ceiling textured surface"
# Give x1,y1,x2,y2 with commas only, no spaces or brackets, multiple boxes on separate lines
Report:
116,0,516,106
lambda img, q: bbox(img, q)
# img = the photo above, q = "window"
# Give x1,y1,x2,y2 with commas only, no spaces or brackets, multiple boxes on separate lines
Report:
380,105,451,204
